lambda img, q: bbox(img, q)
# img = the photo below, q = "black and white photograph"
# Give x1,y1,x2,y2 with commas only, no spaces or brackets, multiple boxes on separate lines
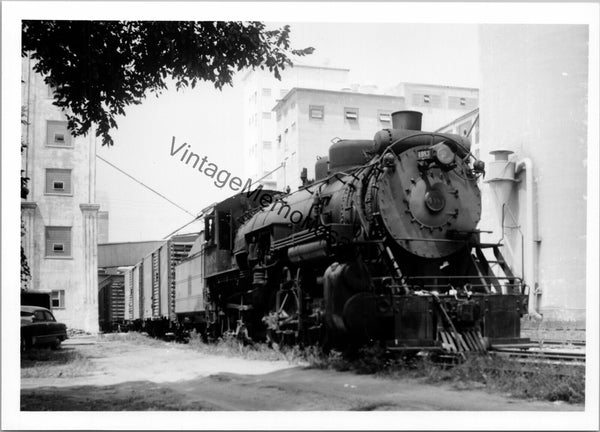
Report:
1,1,598,430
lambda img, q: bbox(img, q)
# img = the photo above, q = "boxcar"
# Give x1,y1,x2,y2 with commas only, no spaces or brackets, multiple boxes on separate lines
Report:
124,234,197,335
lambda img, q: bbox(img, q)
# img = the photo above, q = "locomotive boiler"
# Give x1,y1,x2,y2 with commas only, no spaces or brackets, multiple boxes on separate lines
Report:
197,110,529,353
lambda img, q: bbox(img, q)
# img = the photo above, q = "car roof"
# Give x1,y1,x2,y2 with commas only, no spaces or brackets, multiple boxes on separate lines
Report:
21,305,51,313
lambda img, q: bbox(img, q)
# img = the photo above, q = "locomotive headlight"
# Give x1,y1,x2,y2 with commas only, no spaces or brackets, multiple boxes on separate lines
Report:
432,143,455,165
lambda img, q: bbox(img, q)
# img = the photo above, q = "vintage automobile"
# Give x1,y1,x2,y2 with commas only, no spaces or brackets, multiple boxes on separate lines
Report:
21,305,68,350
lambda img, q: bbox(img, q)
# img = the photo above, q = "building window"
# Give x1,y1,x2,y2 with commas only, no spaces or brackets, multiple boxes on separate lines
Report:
423,95,431,104
378,111,391,123
344,107,359,121
46,121,72,147
309,105,324,120
45,169,72,194
263,141,272,150
51,290,65,309
262,88,271,97
460,97,466,106
291,101,296,110
262,112,271,120
45,226,72,258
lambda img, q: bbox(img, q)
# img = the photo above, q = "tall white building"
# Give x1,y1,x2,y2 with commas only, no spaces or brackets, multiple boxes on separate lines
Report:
241,65,350,188
478,25,588,324
21,57,100,333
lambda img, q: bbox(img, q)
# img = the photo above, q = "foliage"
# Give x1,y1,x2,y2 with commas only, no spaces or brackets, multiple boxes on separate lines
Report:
421,354,585,404
22,21,314,146
21,106,31,284
21,220,31,283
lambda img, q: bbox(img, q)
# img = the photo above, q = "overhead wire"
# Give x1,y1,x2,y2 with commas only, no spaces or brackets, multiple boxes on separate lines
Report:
97,155,196,218
161,161,287,239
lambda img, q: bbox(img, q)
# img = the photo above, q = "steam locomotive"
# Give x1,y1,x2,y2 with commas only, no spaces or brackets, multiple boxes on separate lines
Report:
126,111,529,354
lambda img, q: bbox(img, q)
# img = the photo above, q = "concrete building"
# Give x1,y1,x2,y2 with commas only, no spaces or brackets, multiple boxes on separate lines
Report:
20,57,101,333
272,88,405,190
478,25,588,324
242,65,350,188
389,82,479,131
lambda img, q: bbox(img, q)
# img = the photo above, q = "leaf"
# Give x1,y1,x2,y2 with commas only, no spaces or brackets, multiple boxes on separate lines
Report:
22,21,313,146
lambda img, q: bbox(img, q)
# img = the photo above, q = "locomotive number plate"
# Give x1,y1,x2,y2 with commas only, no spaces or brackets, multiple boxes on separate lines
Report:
417,149,432,159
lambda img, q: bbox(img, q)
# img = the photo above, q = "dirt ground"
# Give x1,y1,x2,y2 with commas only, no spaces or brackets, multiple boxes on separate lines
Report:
21,335,583,412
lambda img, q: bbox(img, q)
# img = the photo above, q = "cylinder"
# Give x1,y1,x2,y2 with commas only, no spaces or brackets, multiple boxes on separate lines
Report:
391,110,423,131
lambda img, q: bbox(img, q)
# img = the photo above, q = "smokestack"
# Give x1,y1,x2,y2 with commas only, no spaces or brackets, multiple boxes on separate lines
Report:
391,110,423,131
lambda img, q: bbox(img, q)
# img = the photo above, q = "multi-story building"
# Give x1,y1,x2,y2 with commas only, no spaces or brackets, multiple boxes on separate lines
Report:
20,57,100,333
272,88,405,190
389,82,479,131
242,65,350,188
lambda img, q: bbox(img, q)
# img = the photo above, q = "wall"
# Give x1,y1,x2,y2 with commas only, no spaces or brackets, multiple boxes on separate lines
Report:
21,57,99,332
478,24,588,324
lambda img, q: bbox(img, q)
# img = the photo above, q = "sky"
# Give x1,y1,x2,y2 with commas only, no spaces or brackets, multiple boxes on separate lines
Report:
96,22,480,243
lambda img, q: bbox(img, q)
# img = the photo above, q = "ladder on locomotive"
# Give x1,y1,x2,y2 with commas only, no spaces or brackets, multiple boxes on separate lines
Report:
469,243,519,294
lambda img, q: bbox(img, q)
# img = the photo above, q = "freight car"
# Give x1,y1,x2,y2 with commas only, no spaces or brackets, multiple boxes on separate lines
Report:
123,234,198,336
170,111,530,354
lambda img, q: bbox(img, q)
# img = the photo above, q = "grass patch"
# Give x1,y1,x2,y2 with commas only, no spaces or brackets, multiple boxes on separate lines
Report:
98,332,165,347
185,331,308,363
306,344,585,404
418,354,585,403
21,348,94,378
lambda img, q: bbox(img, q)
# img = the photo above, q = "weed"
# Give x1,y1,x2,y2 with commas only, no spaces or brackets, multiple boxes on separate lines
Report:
186,331,298,363
304,347,585,404
99,332,163,346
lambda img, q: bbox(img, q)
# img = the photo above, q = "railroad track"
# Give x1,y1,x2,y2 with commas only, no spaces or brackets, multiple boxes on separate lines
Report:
530,339,586,347
491,346,585,365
